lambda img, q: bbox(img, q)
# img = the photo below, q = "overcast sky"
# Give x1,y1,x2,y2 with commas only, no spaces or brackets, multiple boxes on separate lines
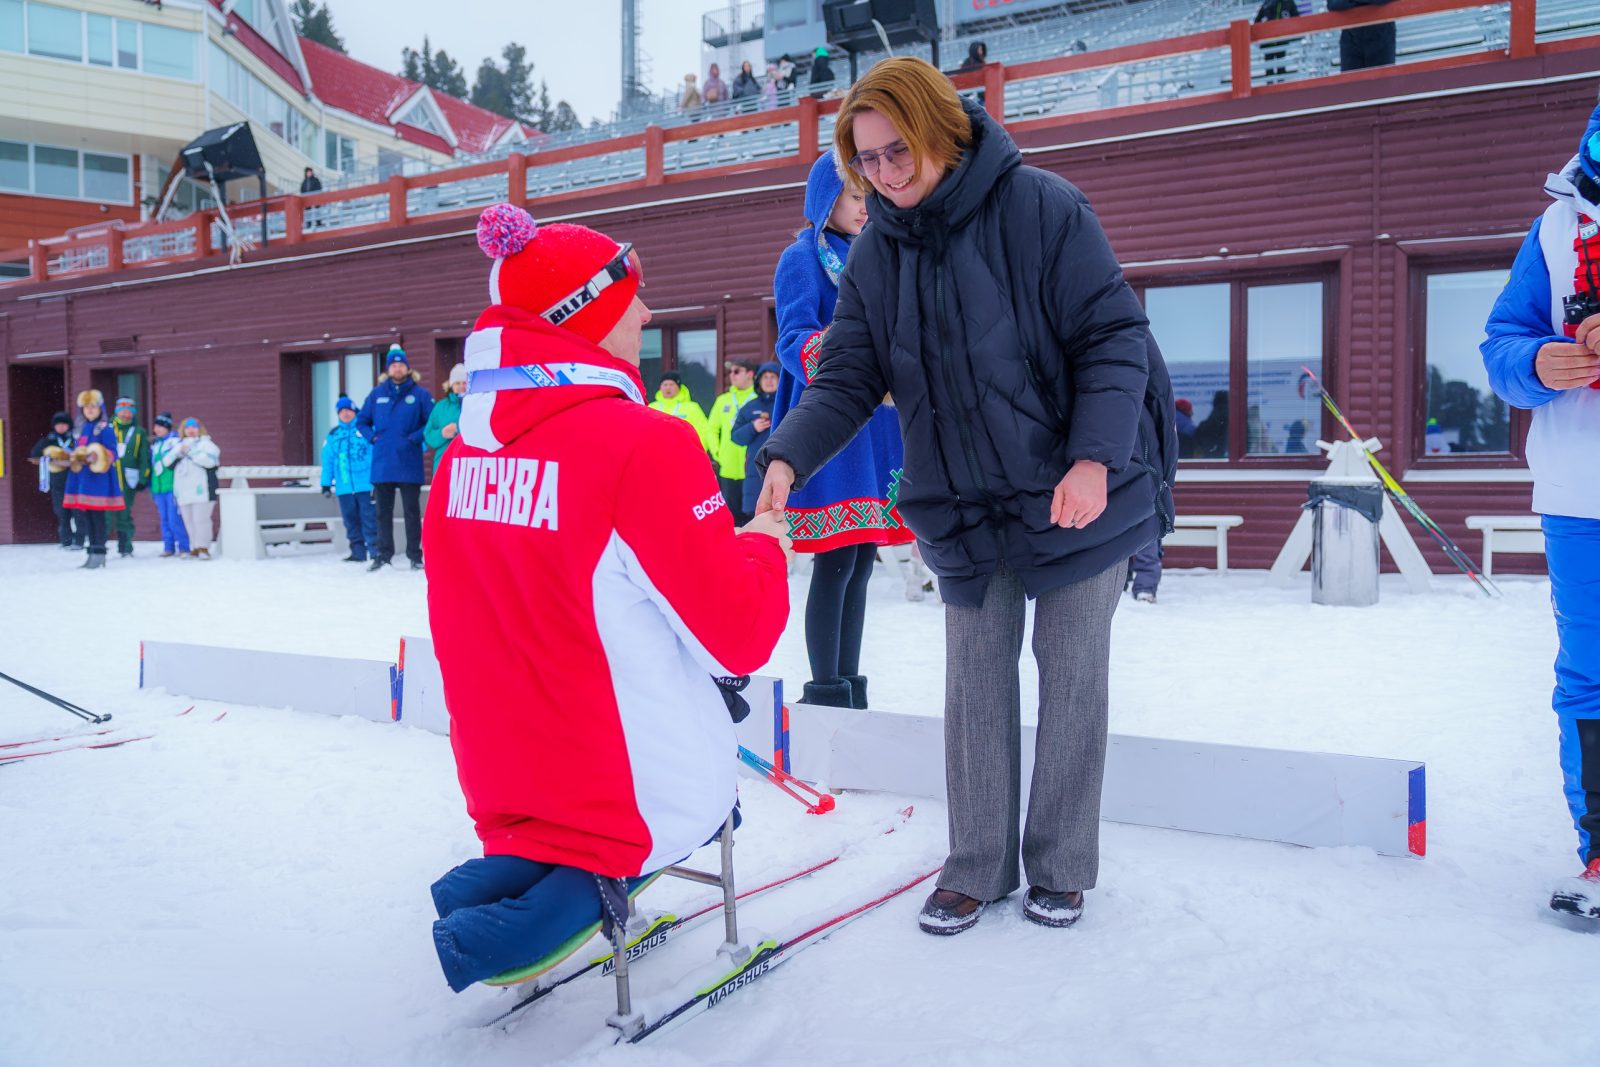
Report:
325,0,725,125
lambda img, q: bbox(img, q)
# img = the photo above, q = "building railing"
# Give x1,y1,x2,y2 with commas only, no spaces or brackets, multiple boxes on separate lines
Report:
3,0,1592,289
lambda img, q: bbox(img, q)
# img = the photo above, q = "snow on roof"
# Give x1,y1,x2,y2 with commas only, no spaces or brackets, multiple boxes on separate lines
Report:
297,37,519,156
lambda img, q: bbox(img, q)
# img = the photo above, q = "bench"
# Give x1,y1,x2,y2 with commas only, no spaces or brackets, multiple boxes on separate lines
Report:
1465,515,1544,577
217,467,433,559
216,467,343,559
1164,514,1245,573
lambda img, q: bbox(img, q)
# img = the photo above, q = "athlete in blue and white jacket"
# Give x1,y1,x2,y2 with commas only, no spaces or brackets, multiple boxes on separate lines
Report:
1481,92,1600,919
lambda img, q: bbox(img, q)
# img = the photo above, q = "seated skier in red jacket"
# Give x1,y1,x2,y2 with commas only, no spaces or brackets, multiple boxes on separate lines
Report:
424,204,792,992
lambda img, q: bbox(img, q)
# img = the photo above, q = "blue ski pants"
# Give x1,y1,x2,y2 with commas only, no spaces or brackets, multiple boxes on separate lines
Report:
153,491,188,554
430,857,606,993
337,491,377,561
1129,537,1163,597
1541,516,1600,863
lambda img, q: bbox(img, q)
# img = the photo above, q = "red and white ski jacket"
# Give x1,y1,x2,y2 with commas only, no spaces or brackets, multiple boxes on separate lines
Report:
424,305,790,878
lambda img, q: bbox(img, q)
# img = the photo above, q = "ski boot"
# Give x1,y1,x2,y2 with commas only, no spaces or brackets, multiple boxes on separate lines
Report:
1550,857,1600,919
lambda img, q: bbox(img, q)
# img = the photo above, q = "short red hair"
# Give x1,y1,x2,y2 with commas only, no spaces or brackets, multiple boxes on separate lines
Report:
834,57,970,193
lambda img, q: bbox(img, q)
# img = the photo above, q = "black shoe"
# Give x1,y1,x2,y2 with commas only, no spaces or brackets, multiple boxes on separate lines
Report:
841,674,868,710
368,559,389,572
800,678,853,708
60,543,76,551
409,559,424,571
1551,858,1600,919
1022,887,1084,928
342,554,367,563
918,889,988,935
79,553,106,570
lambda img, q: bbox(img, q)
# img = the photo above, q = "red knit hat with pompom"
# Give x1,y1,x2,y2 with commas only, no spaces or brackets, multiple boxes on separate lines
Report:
476,203,639,344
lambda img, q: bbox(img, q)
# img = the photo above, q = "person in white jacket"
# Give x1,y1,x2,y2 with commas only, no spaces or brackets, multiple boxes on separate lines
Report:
171,418,221,559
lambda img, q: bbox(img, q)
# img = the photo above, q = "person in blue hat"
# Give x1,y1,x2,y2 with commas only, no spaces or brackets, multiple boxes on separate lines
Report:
321,394,377,563
1482,89,1600,920
357,344,434,570
768,152,911,711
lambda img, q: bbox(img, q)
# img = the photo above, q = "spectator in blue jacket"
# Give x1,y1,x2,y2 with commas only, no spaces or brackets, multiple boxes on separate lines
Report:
321,395,378,563
1481,92,1600,920
730,362,781,516
358,344,434,571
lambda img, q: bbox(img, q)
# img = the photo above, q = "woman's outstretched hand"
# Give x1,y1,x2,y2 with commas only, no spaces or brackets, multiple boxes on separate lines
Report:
755,460,796,516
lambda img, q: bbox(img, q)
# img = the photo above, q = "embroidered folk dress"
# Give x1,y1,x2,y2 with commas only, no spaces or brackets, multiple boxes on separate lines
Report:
771,154,912,553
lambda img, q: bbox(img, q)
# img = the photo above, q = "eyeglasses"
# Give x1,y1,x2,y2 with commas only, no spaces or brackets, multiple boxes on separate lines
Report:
847,141,912,178
541,242,636,327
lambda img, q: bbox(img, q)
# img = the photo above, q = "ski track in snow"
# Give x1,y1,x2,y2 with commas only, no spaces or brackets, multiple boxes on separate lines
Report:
0,543,1593,1065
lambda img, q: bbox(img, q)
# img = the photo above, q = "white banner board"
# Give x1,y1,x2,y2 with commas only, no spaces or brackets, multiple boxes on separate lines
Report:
139,640,397,725
140,638,1425,858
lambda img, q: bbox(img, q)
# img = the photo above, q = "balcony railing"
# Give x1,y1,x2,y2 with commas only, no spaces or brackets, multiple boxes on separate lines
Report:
4,0,1592,289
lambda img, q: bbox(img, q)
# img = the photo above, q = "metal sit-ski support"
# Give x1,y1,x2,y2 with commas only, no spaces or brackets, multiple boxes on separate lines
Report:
605,811,745,1039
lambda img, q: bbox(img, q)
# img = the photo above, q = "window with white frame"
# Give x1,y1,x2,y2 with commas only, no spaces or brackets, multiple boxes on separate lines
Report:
209,42,319,159
0,139,132,204
324,131,355,173
230,0,295,56
394,96,445,138
141,23,195,80
0,1,196,79
0,1,21,53
86,13,139,69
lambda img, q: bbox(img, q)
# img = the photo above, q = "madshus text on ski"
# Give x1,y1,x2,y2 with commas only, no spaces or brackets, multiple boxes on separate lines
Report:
403,58,1600,1045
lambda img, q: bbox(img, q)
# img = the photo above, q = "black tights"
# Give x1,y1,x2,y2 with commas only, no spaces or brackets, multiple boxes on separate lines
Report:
804,542,877,683
80,511,108,556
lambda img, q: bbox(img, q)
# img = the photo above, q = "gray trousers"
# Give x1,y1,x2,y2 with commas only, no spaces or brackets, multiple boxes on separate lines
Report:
938,560,1126,900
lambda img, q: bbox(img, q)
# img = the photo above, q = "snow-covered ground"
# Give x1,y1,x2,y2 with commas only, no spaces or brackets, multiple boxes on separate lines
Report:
1,542,1594,1066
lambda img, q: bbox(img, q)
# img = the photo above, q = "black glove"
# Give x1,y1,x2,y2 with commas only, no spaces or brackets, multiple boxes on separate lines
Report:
713,675,751,724
321,486,332,498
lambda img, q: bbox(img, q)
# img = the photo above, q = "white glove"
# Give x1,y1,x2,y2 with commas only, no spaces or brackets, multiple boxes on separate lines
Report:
127,471,140,489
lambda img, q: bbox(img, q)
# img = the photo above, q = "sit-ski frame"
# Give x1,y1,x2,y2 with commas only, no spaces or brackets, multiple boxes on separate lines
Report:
604,811,743,1038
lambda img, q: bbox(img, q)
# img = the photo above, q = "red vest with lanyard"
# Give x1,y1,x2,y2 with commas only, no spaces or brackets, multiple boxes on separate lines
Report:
1567,213,1600,391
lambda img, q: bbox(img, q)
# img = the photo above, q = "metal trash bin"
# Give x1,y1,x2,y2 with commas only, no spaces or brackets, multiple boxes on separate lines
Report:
1308,482,1383,607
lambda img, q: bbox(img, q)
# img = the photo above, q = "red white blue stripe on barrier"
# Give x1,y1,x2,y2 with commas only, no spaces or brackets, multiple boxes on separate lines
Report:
390,638,406,722
770,678,789,774
1407,765,1426,857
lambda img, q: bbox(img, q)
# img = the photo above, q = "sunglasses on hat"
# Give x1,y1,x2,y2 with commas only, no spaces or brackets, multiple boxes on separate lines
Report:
542,242,635,327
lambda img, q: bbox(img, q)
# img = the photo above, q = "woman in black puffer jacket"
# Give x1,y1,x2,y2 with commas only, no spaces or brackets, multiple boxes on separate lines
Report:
756,57,1175,938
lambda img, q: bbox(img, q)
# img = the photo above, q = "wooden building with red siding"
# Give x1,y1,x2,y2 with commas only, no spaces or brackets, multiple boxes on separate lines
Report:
3,3,1598,571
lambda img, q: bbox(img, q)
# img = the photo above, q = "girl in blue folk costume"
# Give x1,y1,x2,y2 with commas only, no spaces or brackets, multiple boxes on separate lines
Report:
772,153,913,710
63,389,125,570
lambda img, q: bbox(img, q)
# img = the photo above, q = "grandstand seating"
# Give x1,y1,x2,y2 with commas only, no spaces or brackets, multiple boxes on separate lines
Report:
131,1,1600,231
289,2,1600,205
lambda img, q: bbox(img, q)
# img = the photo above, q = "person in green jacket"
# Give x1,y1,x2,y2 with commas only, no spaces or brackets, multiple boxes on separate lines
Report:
707,360,757,525
110,396,151,558
425,365,468,467
148,412,190,556
647,372,713,452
